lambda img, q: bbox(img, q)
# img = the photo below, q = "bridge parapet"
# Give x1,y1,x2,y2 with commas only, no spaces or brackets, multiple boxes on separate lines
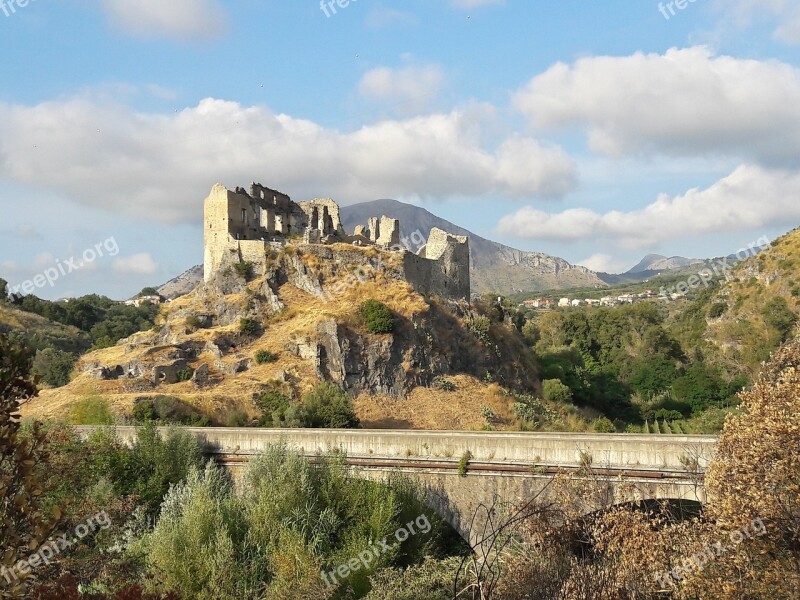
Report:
77,427,717,472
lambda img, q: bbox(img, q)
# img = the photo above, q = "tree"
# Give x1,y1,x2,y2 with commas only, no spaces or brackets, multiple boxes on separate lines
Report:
32,348,76,388
301,383,360,428
702,337,800,596
139,287,161,297
762,297,797,342
542,379,572,404
0,334,60,597
0,278,7,302
361,300,395,334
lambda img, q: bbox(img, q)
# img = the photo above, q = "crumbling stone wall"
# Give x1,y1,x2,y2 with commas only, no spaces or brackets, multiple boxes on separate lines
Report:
403,228,470,300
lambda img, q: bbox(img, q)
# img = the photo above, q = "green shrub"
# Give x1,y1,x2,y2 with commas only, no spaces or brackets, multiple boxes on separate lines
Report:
542,379,573,404
255,349,278,364
225,409,250,427
69,396,115,425
239,317,260,336
32,347,75,387
458,450,473,477
762,297,797,341
147,445,465,597
431,376,456,392
176,368,193,382
233,260,254,280
480,405,496,423
469,315,492,345
301,382,360,429
521,321,541,347
361,300,396,334
186,315,203,330
132,395,211,426
592,417,616,433
709,302,728,318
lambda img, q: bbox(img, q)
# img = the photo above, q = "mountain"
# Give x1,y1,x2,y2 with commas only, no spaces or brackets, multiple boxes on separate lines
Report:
340,199,606,296
627,254,703,274
696,226,800,375
157,265,204,299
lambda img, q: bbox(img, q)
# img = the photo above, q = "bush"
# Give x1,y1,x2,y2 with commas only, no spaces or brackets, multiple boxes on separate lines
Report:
762,297,797,341
225,409,250,427
255,349,278,364
132,395,211,426
239,317,260,335
469,315,492,345
592,417,616,433
301,382,360,429
431,376,456,392
521,321,541,346
361,300,396,334
542,379,573,404
458,450,473,477
708,302,728,318
69,396,115,425
146,445,465,597
233,260,254,280
185,315,203,330
32,347,75,387
480,405,496,423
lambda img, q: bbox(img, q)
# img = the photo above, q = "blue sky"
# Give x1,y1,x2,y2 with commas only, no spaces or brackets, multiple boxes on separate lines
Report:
1,0,799,299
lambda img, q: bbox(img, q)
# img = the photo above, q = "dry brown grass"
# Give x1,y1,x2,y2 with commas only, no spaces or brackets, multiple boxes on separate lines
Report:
354,375,515,430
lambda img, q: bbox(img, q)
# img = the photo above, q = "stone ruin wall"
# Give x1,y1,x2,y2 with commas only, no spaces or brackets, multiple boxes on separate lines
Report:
402,228,470,300
204,182,471,300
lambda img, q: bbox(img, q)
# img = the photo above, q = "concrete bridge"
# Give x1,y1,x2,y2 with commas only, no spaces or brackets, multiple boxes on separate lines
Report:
80,427,717,545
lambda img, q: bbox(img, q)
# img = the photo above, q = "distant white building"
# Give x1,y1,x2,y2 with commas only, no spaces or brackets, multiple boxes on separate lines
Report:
571,299,583,307
558,298,571,307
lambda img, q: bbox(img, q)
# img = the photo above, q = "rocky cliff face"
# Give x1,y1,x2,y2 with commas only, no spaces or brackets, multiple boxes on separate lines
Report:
72,244,538,402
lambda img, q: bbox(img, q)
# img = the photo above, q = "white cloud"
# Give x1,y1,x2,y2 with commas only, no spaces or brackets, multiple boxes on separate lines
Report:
0,97,577,223
113,253,160,275
99,0,228,41
513,47,800,166
577,254,630,274
365,7,418,28
496,165,800,249
717,0,800,45
359,65,446,114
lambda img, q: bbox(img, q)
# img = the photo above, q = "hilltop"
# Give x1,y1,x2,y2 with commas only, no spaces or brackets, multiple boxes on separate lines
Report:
0,302,90,355
22,242,539,430
694,227,800,375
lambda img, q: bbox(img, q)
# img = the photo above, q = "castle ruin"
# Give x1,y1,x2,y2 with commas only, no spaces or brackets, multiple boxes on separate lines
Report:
203,182,470,300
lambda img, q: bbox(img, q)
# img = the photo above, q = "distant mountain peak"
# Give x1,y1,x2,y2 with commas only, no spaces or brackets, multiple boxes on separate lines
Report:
626,254,701,274
340,199,607,295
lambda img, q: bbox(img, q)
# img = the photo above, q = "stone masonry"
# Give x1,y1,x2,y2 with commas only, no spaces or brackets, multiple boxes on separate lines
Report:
203,181,470,300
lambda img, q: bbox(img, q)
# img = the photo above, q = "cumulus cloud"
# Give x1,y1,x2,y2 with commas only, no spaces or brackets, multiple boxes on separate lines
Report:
99,0,228,41
359,65,446,114
113,253,160,275
513,47,800,166
496,165,800,249
577,254,631,274
0,97,576,223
